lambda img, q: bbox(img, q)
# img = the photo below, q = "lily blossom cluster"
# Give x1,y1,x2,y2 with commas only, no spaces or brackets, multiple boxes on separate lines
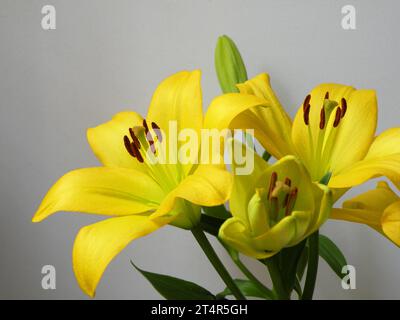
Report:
33,35,400,300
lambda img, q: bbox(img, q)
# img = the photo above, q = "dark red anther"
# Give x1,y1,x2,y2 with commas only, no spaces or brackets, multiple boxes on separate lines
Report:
303,103,311,125
131,142,144,163
333,107,342,127
129,128,141,149
285,187,298,216
268,172,278,200
303,94,311,112
151,122,163,143
319,107,326,129
284,177,291,187
143,119,149,133
324,91,329,100
341,98,347,118
148,139,156,154
124,135,135,157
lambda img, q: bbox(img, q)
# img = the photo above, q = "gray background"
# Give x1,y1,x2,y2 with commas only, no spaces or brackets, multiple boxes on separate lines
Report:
1,0,399,299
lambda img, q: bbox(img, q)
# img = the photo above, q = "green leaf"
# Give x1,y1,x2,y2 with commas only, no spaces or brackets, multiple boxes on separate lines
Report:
200,213,226,237
217,279,272,299
318,234,347,279
262,150,271,162
215,35,248,94
132,262,215,300
202,205,231,220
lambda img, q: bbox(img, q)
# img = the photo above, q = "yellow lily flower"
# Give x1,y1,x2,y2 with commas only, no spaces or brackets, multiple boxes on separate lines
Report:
331,181,400,246
205,73,400,192
33,70,267,297
219,144,332,259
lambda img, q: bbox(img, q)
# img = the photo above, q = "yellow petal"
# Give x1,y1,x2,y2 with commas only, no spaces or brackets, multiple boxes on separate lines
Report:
147,70,202,137
330,181,397,229
73,215,169,297
328,89,377,173
331,207,382,229
236,73,294,159
344,181,398,212
87,111,146,170
331,182,400,246
219,217,271,259
292,83,355,167
381,201,400,246
151,164,233,229
146,70,203,176
204,92,270,133
229,140,269,224
32,167,164,222
330,128,400,188
253,215,297,253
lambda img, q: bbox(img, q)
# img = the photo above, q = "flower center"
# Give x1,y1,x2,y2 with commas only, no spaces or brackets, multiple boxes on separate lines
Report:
123,119,178,191
123,119,162,163
301,91,348,180
267,171,298,222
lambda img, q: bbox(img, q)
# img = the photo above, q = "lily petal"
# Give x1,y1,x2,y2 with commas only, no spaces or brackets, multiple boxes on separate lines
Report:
204,93,270,134
87,111,145,170
381,201,400,246
219,217,271,259
146,70,202,138
330,128,400,188
253,215,297,253
151,164,233,229
229,140,269,224
146,70,203,176
330,181,400,245
73,215,169,297
33,167,164,222
236,73,294,159
328,89,377,174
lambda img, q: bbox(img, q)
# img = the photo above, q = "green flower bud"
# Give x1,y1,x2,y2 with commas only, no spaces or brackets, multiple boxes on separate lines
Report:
215,35,248,93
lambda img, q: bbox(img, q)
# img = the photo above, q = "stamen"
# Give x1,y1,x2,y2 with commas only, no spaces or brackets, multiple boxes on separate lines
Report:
303,94,311,111
324,91,329,100
303,104,311,125
142,119,156,154
131,142,144,163
129,128,141,149
143,119,149,133
340,98,347,118
270,196,279,220
284,177,291,187
148,138,156,154
151,122,163,142
268,172,278,199
319,107,326,129
285,187,298,216
124,135,135,157
333,107,342,127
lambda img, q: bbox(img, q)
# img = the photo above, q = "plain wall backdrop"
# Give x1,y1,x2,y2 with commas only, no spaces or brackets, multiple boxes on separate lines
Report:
1,0,400,299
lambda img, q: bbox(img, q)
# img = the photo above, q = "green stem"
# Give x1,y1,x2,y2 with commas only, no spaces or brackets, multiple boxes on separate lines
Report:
302,230,319,300
191,225,246,300
264,257,289,300
220,241,274,299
